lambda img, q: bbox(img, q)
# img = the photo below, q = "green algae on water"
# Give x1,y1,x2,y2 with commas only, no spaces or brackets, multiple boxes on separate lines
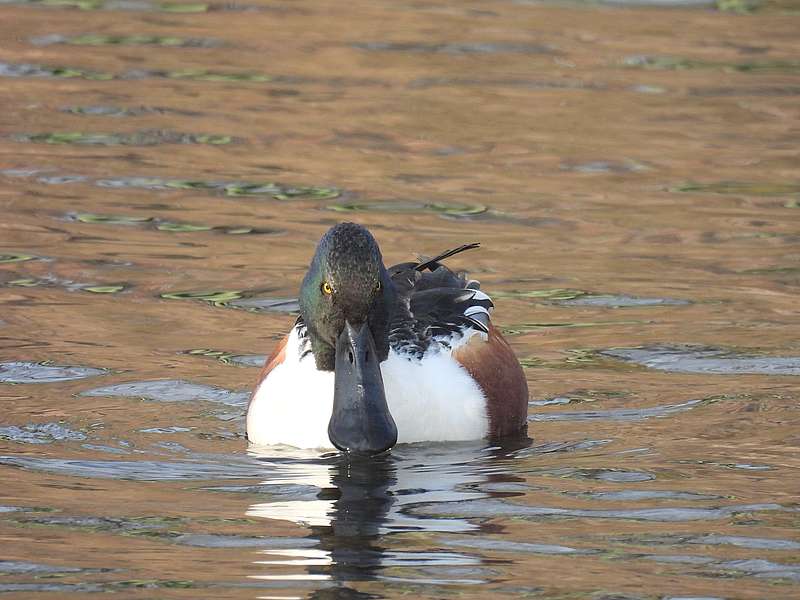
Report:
75,213,153,225
114,178,341,200
0,63,115,80
15,0,211,11
63,105,200,117
492,289,587,301
716,0,760,12
111,580,196,590
184,348,237,364
519,349,638,371
82,285,125,294
72,213,283,235
166,69,270,82
623,55,800,73
57,34,221,47
0,62,273,84
518,357,545,369
192,134,232,145
181,349,265,367
502,320,651,336
17,131,235,146
3,277,126,294
5,278,43,287
159,2,209,12
156,222,213,232
0,253,37,264
328,200,488,217
160,290,245,307
672,181,800,196
222,183,339,200
37,0,105,9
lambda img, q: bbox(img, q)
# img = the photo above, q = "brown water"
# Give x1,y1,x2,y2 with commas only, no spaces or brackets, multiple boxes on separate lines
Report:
1,0,799,598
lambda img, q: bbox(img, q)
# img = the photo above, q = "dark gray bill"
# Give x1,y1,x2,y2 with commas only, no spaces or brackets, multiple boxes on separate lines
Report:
328,321,397,455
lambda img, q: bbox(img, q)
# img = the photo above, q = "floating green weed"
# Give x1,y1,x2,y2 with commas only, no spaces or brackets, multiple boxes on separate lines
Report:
519,357,545,368
0,253,37,263
162,180,217,191
76,213,152,225
6,278,43,287
492,288,586,301
3,277,123,293
156,222,213,232
18,131,235,146
159,2,209,12
64,106,154,116
184,348,237,364
167,69,270,82
20,0,211,10
552,349,636,371
623,55,800,73
328,200,488,216
64,34,218,47
564,348,600,365
39,0,104,9
622,55,712,70
785,199,800,208
160,290,245,306
73,213,281,235
672,182,800,196
193,134,232,145
502,320,650,336
223,183,339,199
39,65,114,80
271,187,340,201
3,169,338,201
82,285,125,293
215,225,281,235
113,580,195,589
27,132,90,144
717,61,799,73
1,62,274,83
149,179,339,200
716,0,760,12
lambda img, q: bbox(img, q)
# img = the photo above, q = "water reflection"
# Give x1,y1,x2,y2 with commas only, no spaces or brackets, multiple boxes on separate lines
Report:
246,439,529,588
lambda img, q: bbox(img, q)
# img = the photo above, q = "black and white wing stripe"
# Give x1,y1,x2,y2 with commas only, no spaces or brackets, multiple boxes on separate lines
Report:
387,243,492,358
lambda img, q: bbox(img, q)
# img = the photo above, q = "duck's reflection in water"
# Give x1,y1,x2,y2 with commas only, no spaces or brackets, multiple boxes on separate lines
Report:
246,438,530,592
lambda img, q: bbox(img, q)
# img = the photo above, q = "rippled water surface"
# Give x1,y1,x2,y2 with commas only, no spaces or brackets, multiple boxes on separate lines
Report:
1,0,799,598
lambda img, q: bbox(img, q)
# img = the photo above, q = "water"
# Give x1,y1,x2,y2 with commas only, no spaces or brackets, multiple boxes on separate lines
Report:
1,0,799,598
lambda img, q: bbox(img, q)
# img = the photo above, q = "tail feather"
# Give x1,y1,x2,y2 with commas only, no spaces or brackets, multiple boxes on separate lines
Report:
414,242,480,272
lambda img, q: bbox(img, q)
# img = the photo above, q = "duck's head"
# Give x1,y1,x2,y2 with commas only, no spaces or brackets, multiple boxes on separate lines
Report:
299,222,398,456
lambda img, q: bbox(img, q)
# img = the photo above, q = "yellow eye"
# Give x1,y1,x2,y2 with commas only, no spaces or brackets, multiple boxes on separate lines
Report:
322,281,333,295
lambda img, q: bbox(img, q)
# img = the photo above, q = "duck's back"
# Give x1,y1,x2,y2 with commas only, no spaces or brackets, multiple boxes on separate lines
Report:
384,247,529,440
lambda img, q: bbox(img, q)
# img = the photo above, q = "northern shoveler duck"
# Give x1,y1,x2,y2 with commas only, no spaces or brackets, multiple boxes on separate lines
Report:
246,222,528,454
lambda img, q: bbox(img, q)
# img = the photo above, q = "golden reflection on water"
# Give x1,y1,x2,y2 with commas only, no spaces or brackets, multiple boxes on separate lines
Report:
1,0,799,598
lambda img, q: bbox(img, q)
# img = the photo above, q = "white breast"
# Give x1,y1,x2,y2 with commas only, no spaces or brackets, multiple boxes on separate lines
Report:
246,329,489,449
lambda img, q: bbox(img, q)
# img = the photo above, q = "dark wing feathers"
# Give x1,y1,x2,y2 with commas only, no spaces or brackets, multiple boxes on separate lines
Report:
388,243,492,357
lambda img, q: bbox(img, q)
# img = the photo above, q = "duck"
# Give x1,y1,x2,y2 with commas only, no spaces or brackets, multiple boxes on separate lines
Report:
246,222,529,455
